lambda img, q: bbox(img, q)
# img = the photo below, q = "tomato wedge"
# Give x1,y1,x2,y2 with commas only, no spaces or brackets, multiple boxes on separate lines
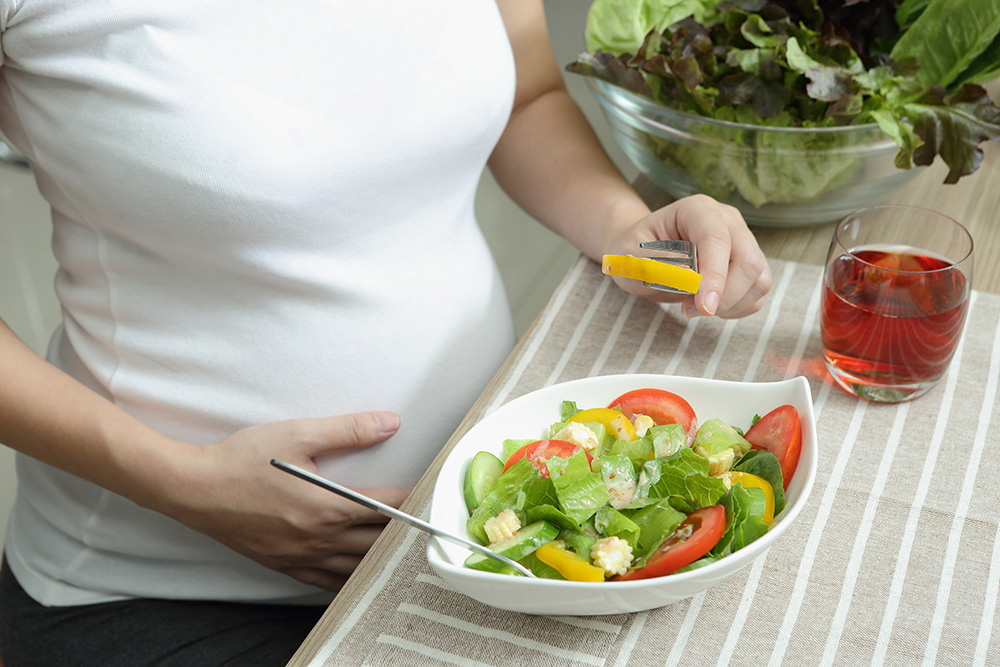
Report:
608,388,698,443
614,505,725,581
503,439,591,479
744,404,801,490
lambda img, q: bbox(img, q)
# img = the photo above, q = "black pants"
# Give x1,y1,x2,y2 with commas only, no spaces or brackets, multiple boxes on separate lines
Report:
0,557,327,667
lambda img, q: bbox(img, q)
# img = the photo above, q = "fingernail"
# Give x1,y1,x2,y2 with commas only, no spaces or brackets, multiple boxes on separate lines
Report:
376,412,400,434
683,304,698,318
703,291,719,316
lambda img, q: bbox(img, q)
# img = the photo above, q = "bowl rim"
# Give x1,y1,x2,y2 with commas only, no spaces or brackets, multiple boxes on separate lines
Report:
426,373,818,591
589,76,897,141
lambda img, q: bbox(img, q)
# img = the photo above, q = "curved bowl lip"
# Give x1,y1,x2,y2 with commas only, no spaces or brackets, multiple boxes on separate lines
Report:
426,373,818,598
589,76,896,142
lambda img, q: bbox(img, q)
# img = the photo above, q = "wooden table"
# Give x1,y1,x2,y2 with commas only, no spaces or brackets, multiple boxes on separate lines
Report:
288,95,1000,667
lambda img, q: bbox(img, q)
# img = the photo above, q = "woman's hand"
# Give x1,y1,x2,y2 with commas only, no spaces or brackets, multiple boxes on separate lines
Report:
2,317,408,593
489,2,770,320
165,412,409,592
605,195,773,319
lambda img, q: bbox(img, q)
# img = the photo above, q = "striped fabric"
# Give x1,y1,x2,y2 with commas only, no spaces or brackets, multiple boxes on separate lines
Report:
302,256,1000,667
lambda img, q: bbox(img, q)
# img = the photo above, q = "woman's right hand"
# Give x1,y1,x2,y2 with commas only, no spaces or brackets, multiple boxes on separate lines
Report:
2,315,409,592
162,411,410,592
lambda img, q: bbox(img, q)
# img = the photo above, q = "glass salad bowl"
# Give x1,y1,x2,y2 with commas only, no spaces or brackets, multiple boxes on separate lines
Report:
426,373,818,616
589,78,923,228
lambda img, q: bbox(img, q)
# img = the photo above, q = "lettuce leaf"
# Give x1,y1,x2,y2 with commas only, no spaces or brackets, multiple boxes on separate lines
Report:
651,423,686,458
526,503,584,531
594,505,642,550
902,84,1000,182
624,499,686,562
584,0,717,55
567,0,1000,199
466,458,556,543
547,450,611,526
631,447,728,513
711,485,770,558
733,449,786,515
890,0,1000,89
557,518,599,563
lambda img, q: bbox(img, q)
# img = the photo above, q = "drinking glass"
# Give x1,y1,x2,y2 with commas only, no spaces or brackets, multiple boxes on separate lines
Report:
820,205,974,403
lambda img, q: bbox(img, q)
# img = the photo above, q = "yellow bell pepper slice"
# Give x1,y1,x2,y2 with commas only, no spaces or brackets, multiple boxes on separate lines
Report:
602,254,702,294
722,471,775,525
569,407,636,442
535,543,606,582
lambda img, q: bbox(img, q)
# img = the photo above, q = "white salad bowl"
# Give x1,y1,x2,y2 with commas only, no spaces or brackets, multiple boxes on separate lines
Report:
426,373,818,616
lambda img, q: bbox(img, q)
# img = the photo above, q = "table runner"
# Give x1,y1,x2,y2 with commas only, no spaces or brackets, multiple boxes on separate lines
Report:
303,256,1000,667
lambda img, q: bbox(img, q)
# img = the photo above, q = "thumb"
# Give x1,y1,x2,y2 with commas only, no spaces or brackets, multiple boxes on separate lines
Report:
296,411,400,458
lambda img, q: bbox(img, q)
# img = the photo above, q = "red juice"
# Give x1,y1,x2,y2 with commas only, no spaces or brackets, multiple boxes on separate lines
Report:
821,247,970,389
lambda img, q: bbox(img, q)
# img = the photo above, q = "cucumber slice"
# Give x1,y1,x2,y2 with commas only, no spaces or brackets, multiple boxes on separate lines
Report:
463,520,559,573
463,451,504,512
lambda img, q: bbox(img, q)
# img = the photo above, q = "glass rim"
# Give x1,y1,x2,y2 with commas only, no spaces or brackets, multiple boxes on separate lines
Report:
833,204,975,273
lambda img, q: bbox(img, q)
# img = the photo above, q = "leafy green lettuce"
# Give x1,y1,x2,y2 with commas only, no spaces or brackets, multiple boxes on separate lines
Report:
626,499,686,564
711,485,771,558
569,0,1000,205
584,0,718,55
733,449,786,515
630,447,728,512
547,450,612,526
466,458,556,543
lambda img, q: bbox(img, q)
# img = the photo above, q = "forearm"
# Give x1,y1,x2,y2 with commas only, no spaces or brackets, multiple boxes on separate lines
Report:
488,88,650,261
490,0,649,262
0,318,193,512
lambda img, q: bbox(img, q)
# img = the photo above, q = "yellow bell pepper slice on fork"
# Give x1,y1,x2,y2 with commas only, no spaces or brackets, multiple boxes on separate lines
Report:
602,254,702,294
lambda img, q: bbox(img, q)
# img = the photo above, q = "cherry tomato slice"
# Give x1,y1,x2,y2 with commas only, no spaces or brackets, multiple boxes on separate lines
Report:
614,505,725,581
744,404,801,490
503,440,590,479
608,388,698,443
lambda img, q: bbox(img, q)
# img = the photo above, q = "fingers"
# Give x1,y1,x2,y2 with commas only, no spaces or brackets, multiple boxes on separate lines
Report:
283,567,352,593
196,413,415,591
324,411,400,450
657,195,771,319
317,485,411,528
287,411,401,459
263,519,395,590
322,523,389,554
690,228,771,319
356,485,412,516
716,251,772,318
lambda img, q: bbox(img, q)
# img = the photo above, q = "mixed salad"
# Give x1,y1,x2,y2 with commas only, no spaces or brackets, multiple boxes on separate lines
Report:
461,388,801,582
567,0,1000,206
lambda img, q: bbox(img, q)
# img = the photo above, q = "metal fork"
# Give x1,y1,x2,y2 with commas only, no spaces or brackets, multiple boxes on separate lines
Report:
637,240,698,294
270,460,537,578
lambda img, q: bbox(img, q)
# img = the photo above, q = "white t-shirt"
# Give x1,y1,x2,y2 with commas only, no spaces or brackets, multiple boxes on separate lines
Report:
0,0,517,606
